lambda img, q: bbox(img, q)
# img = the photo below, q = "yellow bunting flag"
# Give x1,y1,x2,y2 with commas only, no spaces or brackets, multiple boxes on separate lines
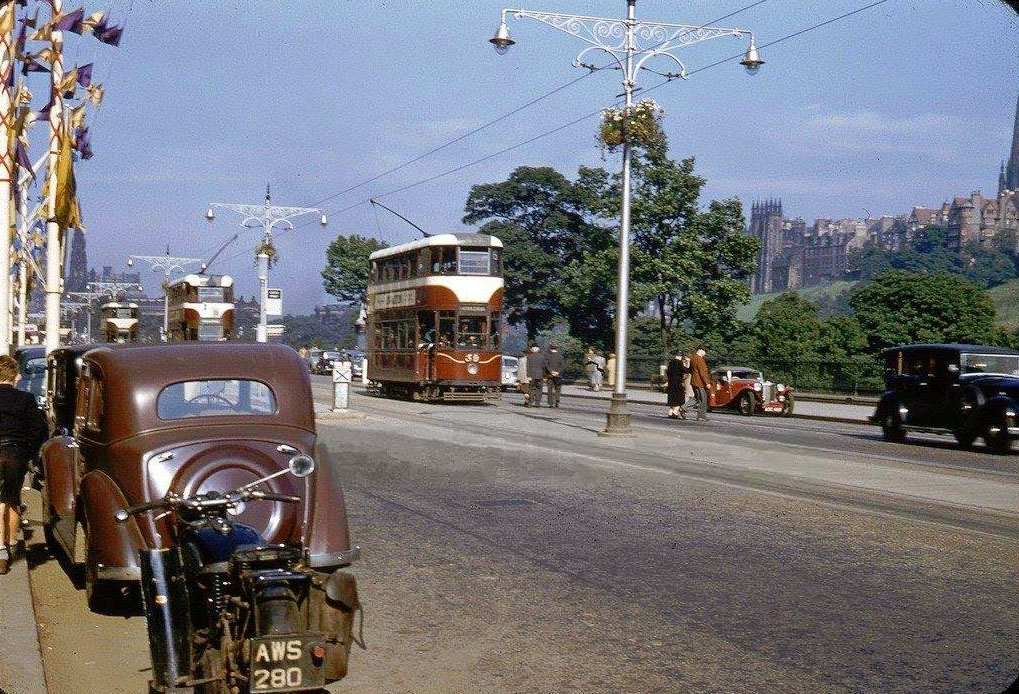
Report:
85,83,103,107
55,126,83,231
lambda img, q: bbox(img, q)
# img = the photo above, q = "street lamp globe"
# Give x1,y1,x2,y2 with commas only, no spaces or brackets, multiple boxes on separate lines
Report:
205,207,215,221
740,38,764,75
489,21,515,54
126,257,134,267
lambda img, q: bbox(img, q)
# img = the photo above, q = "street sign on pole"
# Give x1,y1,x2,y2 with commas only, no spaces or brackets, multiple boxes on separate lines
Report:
265,288,282,317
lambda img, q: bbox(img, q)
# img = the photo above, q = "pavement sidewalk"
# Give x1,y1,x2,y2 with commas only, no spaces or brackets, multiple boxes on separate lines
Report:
0,503,47,694
557,384,875,423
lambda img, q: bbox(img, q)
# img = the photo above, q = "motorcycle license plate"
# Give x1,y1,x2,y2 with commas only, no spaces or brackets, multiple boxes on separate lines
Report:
248,634,326,693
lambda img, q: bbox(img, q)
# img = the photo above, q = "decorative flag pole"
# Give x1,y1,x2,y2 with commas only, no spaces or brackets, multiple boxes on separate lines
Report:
43,0,63,353
0,0,15,355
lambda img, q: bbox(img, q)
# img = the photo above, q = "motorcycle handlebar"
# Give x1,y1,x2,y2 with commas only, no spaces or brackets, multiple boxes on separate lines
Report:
115,488,300,522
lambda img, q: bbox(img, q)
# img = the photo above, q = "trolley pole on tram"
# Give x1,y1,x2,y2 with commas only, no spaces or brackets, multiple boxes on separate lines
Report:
127,252,203,342
205,186,327,343
488,1,763,436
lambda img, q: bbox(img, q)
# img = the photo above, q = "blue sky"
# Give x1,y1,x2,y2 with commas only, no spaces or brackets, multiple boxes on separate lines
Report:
50,0,1019,311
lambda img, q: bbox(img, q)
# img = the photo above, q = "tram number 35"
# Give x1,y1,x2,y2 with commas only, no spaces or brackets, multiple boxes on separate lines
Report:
250,637,316,691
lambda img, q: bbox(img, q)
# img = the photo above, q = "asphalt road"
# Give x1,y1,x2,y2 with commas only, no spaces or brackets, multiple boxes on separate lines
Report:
24,381,1019,693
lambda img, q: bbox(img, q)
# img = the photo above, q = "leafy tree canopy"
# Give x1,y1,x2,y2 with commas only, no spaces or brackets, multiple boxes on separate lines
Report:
321,235,388,305
849,270,996,351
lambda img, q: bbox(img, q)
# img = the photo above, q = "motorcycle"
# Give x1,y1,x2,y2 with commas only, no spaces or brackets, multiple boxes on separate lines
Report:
115,455,362,694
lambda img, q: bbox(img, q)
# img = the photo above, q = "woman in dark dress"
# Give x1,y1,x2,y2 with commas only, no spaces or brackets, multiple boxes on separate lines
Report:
0,355,47,573
665,350,689,419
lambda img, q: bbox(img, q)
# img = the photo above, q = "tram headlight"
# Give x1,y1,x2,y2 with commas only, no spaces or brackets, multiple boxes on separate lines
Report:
467,363,479,376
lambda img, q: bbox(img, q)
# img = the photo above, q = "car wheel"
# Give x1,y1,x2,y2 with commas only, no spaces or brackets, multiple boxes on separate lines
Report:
737,391,756,416
985,430,1014,455
780,393,795,417
881,411,906,443
954,429,977,449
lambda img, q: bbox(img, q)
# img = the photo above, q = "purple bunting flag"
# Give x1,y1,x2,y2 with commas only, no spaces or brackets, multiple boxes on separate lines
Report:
22,58,49,75
54,7,84,33
37,95,53,118
15,21,26,53
15,141,33,178
97,24,122,46
76,62,92,88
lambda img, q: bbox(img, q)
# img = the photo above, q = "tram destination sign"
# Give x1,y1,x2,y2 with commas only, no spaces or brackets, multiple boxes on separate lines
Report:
374,289,416,310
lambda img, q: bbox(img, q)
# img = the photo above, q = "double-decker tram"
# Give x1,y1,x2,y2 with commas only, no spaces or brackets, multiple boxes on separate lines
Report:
166,273,235,342
100,302,139,343
367,233,503,401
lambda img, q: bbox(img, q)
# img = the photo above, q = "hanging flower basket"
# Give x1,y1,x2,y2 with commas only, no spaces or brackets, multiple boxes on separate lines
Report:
255,240,279,268
598,99,666,154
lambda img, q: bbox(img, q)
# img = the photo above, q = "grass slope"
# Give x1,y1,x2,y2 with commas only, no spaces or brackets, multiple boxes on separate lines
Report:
737,281,860,322
989,277,1019,331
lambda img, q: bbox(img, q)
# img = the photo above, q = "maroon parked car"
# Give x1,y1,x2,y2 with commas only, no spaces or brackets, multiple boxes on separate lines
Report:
40,343,358,604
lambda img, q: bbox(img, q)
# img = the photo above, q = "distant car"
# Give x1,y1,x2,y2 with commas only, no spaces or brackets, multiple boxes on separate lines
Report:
873,343,1019,454
709,366,795,416
15,346,47,408
313,350,344,375
343,350,366,380
502,355,519,390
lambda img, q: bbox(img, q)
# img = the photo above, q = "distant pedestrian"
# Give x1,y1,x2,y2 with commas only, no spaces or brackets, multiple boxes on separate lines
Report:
589,350,606,392
606,352,617,389
682,345,712,422
0,356,46,574
525,342,546,407
518,350,531,406
584,348,597,390
544,343,566,408
665,350,690,419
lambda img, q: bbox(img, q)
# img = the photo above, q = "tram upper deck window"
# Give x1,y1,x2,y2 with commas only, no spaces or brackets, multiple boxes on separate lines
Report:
198,286,225,302
459,248,491,275
431,247,458,275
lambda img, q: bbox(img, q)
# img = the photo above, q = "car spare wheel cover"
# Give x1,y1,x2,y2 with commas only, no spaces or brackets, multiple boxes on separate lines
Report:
173,446,296,543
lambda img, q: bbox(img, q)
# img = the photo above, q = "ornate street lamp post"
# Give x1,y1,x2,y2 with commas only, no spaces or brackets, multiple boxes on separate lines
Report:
127,251,203,341
206,186,326,343
491,1,762,436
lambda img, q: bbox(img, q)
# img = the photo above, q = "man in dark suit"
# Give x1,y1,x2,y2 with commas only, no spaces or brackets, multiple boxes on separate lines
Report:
544,343,567,408
684,346,713,422
524,343,546,407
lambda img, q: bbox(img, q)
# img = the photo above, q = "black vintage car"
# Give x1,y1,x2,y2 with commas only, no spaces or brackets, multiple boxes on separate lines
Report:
873,344,1019,453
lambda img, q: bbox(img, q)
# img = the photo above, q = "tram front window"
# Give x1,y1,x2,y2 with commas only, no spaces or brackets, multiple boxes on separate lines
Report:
457,316,487,348
438,311,456,347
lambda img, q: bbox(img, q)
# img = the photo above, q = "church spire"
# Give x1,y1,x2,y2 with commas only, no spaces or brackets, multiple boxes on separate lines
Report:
1004,92,1019,193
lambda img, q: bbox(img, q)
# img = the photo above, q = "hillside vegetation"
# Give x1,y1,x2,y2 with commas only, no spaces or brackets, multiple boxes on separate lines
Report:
741,277,1019,330
989,278,1019,331
737,281,859,322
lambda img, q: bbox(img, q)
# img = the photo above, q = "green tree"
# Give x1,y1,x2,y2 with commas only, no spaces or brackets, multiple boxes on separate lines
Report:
849,270,996,350
625,151,758,353
753,292,822,361
321,235,388,305
463,166,606,340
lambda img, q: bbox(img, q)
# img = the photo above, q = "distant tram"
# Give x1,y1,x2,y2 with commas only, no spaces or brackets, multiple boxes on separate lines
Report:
166,274,235,342
367,233,503,401
100,302,138,343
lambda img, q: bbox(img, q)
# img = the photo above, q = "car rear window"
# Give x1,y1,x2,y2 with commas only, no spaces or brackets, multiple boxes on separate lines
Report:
157,380,277,420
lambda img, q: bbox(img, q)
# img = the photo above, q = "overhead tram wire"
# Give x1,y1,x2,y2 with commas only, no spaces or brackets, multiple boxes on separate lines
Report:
310,0,895,227
297,0,776,214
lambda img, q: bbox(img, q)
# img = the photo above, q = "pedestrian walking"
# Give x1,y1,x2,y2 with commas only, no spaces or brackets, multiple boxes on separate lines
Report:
525,342,546,407
665,350,690,419
0,355,46,574
590,350,606,392
682,345,713,422
518,349,531,406
584,348,597,391
606,352,617,389
544,343,566,408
